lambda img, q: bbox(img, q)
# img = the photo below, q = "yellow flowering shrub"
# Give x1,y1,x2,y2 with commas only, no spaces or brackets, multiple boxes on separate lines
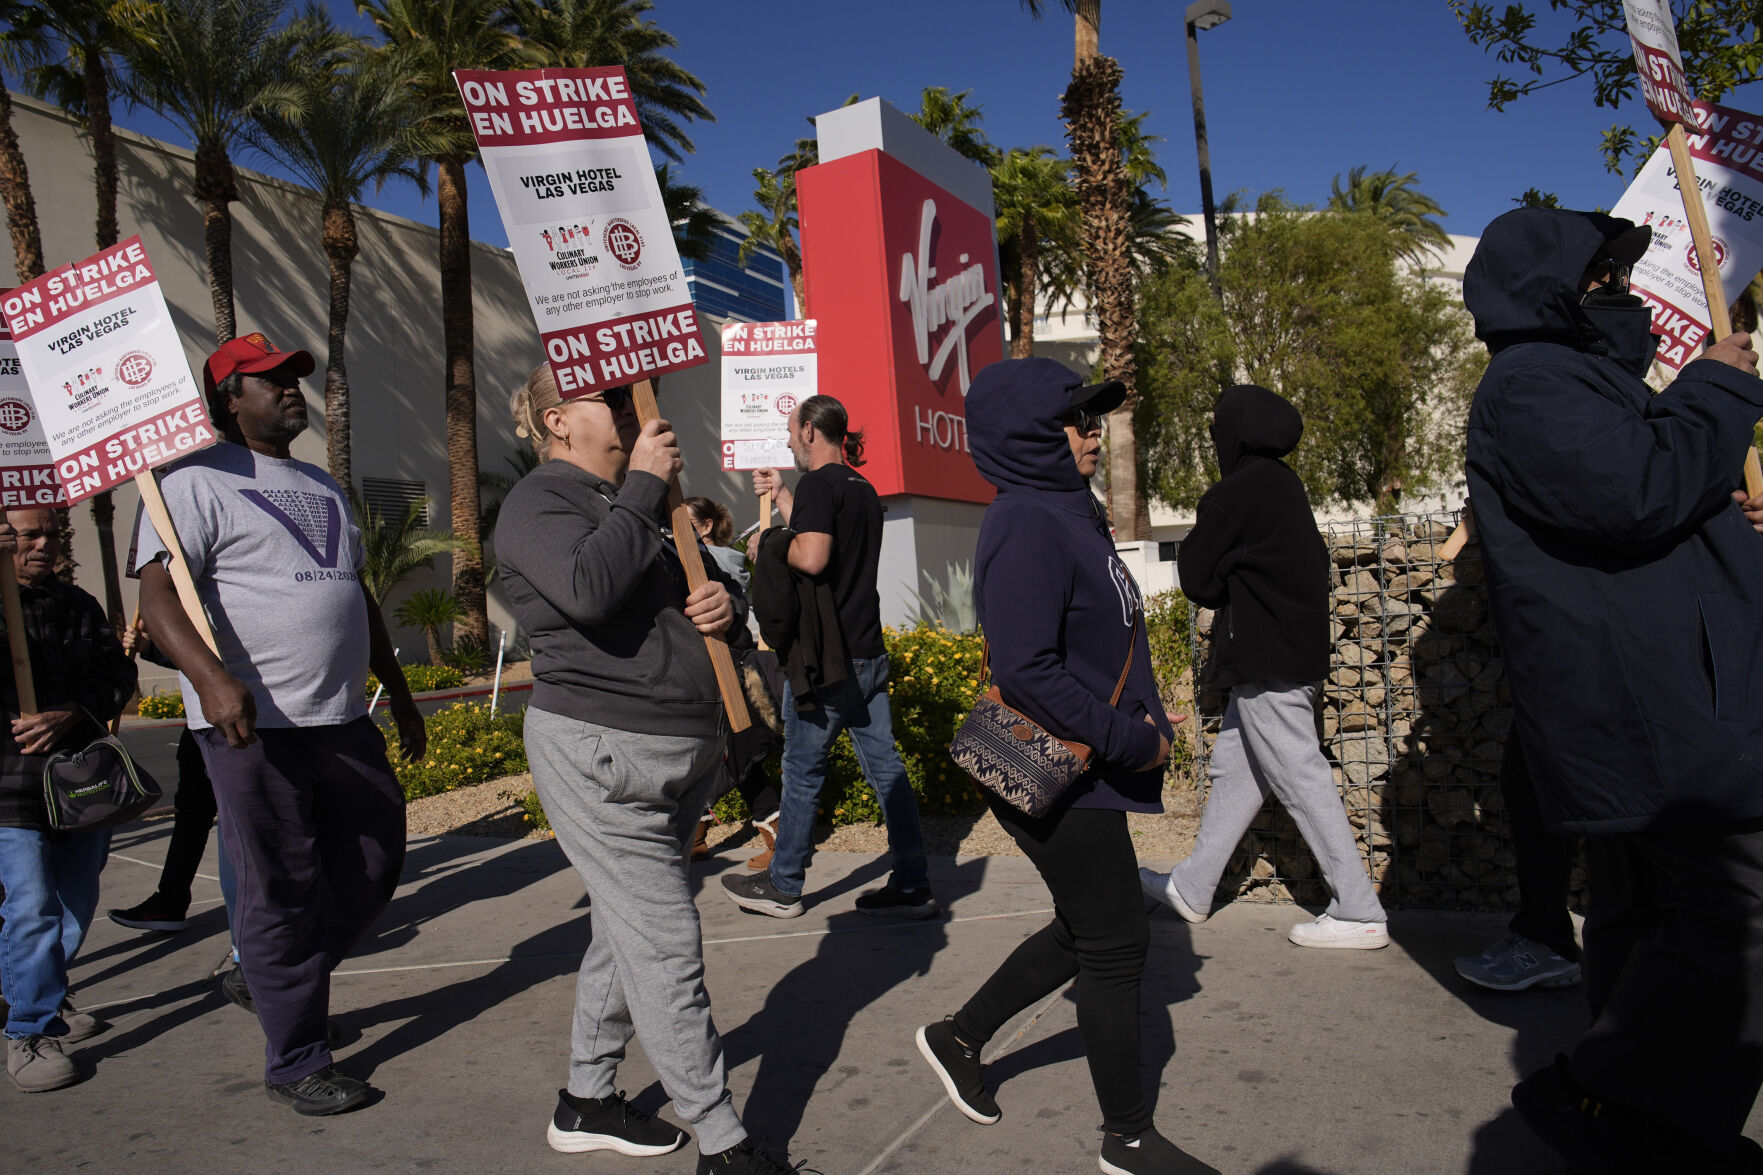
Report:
136,688,186,720
382,701,526,800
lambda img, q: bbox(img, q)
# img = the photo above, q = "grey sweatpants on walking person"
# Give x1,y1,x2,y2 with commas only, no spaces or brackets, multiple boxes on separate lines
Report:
525,707,747,1155
1168,681,1386,923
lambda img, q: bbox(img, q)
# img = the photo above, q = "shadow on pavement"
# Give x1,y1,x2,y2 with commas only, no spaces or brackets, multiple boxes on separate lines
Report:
712,854,992,1151
1388,911,1583,1174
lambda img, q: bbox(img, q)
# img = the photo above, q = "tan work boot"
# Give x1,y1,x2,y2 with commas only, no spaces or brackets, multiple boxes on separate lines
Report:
8,1034,78,1092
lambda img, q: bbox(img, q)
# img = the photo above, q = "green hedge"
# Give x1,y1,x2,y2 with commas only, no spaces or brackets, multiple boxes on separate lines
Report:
383,701,526,800
138,663,468,724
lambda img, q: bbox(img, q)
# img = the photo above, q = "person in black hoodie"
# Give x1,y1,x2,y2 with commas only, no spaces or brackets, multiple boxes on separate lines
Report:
913,358,1216,1175
1139,385,1389,949
1461,207,1763,1173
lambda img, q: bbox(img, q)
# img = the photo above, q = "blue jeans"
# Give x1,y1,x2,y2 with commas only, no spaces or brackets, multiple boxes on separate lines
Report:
770,655,928,898
0,825,110,1038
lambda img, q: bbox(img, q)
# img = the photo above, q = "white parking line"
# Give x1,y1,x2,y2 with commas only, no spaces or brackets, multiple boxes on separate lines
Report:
106,852,220,884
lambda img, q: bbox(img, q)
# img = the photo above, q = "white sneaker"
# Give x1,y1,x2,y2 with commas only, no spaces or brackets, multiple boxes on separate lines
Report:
1138,867,1208,923
1287,913,1389,950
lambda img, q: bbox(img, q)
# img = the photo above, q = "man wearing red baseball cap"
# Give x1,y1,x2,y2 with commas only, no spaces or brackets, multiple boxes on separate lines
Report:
134,330,424,1117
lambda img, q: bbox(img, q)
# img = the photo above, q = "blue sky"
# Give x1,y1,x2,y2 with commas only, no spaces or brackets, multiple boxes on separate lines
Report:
107,0,1763,250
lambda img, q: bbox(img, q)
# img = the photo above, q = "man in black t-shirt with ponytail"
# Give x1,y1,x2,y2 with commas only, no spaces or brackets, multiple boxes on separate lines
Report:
721,396,935,920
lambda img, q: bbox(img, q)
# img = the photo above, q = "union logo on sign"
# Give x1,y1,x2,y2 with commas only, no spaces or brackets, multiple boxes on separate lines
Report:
1686,236,1730,274
776,394,797,416
604,218,644,270
0,398,31,435
116,350,155,387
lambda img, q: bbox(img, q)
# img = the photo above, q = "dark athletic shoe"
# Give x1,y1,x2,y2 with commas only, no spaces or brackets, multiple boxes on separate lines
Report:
107,893,190,932
220,964,256,1015
700,1138,794,1173
1098,1127,1221,1175
916,1018,999,1124
1509,1054,1740,1174
221,965,343,1049
546,1088,687,1156
721,872,804,919
264,1065,371,1116
855,885,939,919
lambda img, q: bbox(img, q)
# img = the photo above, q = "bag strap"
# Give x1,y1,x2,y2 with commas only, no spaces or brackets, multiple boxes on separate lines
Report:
979,611,1139,707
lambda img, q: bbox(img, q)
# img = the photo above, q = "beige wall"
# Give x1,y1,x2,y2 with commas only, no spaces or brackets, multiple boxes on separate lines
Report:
1,94,764,689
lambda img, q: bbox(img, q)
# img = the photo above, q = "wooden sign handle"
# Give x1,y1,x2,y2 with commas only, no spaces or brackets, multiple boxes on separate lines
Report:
1,559,36,717
135,469,220,657
1664,123,1763,497
630,379,751,733
760,490,773,532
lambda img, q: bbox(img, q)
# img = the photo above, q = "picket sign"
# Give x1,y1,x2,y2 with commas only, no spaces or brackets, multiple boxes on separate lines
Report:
455,66,746,731
0,238,223,664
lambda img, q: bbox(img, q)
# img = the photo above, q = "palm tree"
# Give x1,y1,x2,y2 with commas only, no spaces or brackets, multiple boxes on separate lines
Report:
26,0,139,625
358,0,530,649
350,487,465,602
1023,0,1145,537
657,163,717,263
991,146,1076,358
738,166,805,315
1116,111,1193,283
910,86,999,168
119,0,318,345
501,0,711,163
0,2,45,282
250,32,425,490
1328,165,1452,264
392,587,464,666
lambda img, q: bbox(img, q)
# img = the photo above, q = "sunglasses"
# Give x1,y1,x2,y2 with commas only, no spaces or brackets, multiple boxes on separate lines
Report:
1062,409,1104,435
573,386,632,412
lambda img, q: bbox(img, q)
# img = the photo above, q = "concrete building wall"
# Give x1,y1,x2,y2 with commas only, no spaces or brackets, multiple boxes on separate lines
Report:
1,94,762,688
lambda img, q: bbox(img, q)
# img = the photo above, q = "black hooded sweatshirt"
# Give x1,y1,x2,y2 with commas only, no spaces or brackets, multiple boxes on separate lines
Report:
1464,206,1763,834
966,357,1170,814
1177,385,1331,690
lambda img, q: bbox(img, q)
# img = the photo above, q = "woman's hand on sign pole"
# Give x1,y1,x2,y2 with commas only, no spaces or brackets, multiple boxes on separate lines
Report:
630,417,682,484
683,579,734,635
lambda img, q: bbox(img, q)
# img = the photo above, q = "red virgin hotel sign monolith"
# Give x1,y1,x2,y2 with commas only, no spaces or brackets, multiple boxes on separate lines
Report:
796,99,1003,503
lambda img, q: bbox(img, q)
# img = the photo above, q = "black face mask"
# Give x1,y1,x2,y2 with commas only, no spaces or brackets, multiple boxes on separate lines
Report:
1581,293,1660,376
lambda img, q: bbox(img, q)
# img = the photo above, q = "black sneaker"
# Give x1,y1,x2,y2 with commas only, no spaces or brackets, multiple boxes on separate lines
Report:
721,872,804,919
1509,1054,1732,1174
916,1018,999,1124
107,893,190,932
855,885,939,919
221,966,344,1049
220,964,256,1014
700,1138,794,1173
546,1088,687,1156
264,1065,371,1116
1098,1126,1220,1175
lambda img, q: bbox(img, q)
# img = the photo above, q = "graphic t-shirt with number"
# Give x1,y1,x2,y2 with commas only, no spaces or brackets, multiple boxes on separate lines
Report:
133,442,368,729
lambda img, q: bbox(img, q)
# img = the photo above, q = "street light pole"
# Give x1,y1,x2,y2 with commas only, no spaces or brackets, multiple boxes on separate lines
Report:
1185,0,1231,297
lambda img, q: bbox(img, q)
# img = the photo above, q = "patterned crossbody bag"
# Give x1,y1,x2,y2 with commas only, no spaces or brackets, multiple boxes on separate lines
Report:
948,616,1138,818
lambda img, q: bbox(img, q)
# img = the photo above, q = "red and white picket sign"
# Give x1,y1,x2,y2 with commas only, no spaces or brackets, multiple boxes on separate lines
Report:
1622,0,1697,126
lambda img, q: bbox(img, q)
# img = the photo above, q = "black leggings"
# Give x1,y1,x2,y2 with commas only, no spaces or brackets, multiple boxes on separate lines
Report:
156,727,216,909
952,796,1152,1134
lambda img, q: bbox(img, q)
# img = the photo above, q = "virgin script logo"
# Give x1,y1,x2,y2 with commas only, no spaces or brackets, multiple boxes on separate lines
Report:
898,199,993,396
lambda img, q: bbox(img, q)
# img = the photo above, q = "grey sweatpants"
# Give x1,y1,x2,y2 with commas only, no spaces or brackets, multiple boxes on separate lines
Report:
1168,681,1386,923
525,707,746,1155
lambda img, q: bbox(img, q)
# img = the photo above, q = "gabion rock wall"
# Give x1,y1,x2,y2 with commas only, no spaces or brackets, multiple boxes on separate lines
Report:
1189,511,1586,910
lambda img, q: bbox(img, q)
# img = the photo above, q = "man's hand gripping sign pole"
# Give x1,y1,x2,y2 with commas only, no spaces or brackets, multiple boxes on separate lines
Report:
456,65,748,732
0,241,223,700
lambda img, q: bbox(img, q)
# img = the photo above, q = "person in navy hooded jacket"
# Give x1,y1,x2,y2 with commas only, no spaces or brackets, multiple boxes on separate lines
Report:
1139,385,1389,949
914,358,1216,1175
1463,206,1763,1173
